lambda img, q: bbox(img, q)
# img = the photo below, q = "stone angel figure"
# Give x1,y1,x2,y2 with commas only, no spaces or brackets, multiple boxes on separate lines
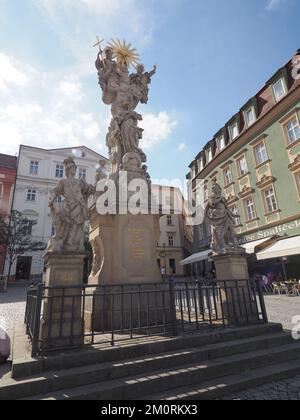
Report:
47,157,95,253
204,183,240,255
94,39,156,176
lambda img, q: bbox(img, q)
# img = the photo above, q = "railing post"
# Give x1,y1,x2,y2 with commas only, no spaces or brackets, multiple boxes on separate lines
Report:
31,283,43,357
256,278,269,324
169,278,178,336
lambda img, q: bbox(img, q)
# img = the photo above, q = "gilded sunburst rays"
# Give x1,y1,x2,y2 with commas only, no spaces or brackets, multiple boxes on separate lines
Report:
107,39,140,69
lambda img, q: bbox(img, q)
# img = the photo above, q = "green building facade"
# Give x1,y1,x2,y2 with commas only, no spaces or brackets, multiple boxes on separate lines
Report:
187,49,300,278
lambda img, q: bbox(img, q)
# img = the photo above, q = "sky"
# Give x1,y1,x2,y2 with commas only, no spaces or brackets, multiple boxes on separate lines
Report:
0,0,300,183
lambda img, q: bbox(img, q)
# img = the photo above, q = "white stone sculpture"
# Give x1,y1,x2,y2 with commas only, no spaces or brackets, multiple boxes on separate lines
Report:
205,183,241,255
95,39,156,177
48,157,95,253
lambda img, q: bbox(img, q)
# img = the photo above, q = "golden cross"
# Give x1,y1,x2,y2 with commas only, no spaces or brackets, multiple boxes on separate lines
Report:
93,36,104,52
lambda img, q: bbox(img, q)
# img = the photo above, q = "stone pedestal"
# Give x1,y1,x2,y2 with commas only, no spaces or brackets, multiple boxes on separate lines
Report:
40,253,86,350
85,208,164,330
213,252,259,325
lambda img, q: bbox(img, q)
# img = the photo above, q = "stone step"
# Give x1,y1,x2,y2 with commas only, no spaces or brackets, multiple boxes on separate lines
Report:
145,358,300,400
20,340,300,400
12,323,282,379
0,330,292,400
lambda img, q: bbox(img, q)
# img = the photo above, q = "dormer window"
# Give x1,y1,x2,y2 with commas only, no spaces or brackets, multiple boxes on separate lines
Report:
191,166,196,179
245,107,256,126
207,148,213,162
230,123,239,140
218,135,226,151
198,158,204,173
273,78,286,102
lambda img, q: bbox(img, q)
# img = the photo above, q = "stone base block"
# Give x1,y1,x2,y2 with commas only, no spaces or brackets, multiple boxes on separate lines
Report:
40,252,86,351
213,253,259,326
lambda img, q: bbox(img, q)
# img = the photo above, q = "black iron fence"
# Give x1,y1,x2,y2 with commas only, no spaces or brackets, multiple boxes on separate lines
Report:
25,279,268,357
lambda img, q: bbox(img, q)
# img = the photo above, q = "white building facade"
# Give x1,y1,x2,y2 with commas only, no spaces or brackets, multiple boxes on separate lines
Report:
6,145,107,282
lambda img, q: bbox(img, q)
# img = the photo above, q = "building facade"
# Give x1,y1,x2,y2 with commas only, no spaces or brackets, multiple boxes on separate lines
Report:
156,185,193,277
5,145,107,282
0,154,17,273
187,49,300,278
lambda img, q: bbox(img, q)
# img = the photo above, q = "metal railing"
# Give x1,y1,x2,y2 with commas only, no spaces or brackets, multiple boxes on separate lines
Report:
25,279,268,357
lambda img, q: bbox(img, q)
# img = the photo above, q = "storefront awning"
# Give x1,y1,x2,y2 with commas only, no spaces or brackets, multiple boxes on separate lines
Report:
180,250,212,266
241,237,275,255
256,236,300,260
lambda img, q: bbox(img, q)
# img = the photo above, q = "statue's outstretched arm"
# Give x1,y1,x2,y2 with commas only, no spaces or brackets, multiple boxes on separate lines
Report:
49,181,64,207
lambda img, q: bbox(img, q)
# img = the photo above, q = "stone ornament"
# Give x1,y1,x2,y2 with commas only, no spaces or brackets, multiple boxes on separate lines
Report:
205,183,242,255
94,38,156,178
47,157,95,253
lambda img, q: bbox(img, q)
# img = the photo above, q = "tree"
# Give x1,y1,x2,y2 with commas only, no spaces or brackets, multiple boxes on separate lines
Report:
0,210,46,280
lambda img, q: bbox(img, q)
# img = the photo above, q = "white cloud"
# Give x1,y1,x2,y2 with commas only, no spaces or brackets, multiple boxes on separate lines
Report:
32,0,154,75
266,0,283,11
0,53,30,92
178,143,187,151
60,78,83,100
140,111,177,149
0,53,108,155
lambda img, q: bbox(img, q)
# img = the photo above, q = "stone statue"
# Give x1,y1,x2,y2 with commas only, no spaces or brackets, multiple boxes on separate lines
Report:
95,39,156,178
204,183,240,255
48,157,95,253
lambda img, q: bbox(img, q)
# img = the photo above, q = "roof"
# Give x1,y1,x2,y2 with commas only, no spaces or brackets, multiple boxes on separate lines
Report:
188,48,300,176
0,154,17,170
19,144,108,161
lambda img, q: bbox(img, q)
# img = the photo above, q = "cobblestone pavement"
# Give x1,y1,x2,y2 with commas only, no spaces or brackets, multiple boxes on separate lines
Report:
0,286,300,399
221,375,300,400
264,294,300,331
0,286,27,343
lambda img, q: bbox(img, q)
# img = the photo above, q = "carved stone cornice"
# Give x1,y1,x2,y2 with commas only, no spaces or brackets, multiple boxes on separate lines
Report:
256,175,276,189
226,194,239,205
288,154,300,172
239,186,255,198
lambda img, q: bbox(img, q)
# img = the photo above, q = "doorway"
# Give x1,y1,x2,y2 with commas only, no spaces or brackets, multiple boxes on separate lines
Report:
16,257,32,280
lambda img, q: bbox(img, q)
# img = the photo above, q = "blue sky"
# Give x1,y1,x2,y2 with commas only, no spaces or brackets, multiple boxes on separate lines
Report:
0,0,299,183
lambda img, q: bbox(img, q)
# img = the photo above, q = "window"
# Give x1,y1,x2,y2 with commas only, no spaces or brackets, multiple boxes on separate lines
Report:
30,160,39,175
198,158,204,173
23,221,33,236
27,189,36,202
218,135,225,151
51,224,55,236
79,168,87,180
230,205,241,227
285,118,300,145
273,78,286,102
245,107,256,126
263,187,278,214
223,166,233,186
207,148,213,162
244,197,256,221
254,142,268,166
0,183,3,201
55,164,64,178
168,234,175,247
191,166,196,179
237,156,248,177
167,215,173,226
230,123,239,140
